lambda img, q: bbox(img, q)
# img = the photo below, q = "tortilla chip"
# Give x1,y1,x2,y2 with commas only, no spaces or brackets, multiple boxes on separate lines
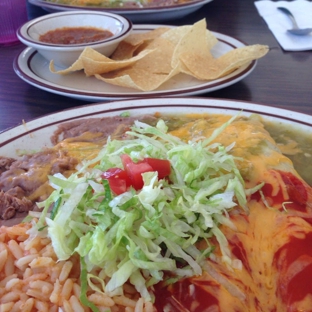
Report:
171,19,214,71
168,19,268,80
160,25,191,46
129,37,175,74
95,65,181,91
110,41,140,60
50,50,85,74
81,49,154,76
111,27,171,61
92,36,177,91
180,44,269,80
123,27,170,47
161,23,218,50
49,47,154,76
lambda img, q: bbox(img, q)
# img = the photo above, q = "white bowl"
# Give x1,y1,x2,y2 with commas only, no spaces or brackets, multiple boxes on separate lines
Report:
17,11,132,68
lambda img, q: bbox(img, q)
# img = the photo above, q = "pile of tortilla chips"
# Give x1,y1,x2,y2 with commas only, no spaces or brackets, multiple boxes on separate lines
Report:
50,19,269,91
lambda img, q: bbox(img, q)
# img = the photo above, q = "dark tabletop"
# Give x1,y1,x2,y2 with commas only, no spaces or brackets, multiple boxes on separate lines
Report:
0,0,311,133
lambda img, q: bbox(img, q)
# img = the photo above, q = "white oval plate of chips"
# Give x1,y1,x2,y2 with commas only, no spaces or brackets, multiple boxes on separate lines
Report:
14,24,258,102
28,0,214,23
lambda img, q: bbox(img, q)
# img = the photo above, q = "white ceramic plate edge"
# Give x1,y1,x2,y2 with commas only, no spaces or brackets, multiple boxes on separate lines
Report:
28,0,214,22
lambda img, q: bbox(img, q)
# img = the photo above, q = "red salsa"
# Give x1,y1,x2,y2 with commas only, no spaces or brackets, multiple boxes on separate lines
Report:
39,26,114,45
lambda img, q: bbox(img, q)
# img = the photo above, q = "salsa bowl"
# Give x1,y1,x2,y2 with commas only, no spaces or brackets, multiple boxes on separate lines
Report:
17,10,132,68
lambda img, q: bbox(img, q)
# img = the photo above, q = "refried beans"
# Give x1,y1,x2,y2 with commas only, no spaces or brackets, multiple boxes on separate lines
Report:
0,115,156,223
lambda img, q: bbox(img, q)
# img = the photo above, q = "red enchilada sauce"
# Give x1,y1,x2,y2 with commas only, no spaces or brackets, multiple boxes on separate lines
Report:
39,26,113,44
153,170,312,311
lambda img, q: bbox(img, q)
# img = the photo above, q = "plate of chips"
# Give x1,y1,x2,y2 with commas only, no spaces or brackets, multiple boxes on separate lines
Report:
28,0,214,23
14,21,268,101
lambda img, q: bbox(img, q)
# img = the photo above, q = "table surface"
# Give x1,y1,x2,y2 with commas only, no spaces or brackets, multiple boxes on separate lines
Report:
0,0,311,133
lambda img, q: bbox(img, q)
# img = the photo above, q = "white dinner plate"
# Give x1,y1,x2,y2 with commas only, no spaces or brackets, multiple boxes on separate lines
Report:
13,25,257,102
28,0,214,23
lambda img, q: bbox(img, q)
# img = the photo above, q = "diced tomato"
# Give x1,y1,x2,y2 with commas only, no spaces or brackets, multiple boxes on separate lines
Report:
103,155,171,193
121,154,154,190
251,170,310,213
101,167,131,195
277,170,308,206
144,158,171,179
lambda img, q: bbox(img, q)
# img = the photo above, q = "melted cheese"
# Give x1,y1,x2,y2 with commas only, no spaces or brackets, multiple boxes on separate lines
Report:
191,196,312,311
169,114,296,187
24,134,105,201
53,131,106,159
54,140,102,160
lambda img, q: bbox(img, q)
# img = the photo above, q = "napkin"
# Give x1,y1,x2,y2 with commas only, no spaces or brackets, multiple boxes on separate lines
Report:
254,0,312,51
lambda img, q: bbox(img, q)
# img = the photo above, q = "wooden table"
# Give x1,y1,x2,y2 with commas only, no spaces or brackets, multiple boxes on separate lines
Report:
0,0,311,133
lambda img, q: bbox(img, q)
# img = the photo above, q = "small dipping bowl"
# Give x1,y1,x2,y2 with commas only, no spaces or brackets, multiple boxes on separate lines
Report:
17,11,133,68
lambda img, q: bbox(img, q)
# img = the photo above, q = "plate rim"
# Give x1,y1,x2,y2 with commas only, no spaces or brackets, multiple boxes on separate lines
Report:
1,97,311,146
28,0,213,14
13,25,257,101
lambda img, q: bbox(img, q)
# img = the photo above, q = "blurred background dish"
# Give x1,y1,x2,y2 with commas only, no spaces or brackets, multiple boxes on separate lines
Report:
28,0,214,22
17,10,132,67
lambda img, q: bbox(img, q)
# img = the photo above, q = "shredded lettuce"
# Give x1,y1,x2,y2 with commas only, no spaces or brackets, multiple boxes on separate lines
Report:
31,115,262,309
80,257,100,312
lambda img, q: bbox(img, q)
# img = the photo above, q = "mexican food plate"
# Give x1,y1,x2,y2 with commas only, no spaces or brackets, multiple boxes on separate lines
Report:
0,97,312,311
